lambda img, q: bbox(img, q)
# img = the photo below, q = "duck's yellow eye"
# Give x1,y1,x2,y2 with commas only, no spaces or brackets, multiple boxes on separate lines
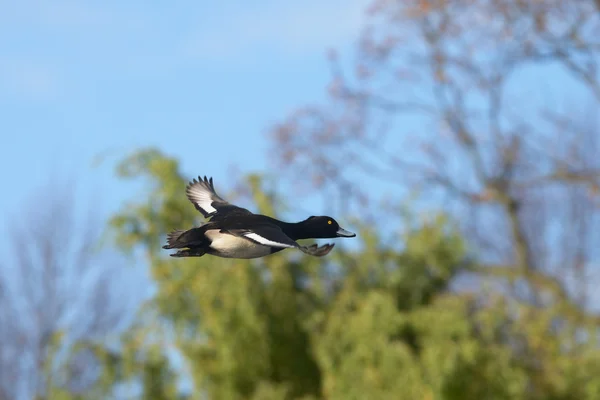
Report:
328,220,332,225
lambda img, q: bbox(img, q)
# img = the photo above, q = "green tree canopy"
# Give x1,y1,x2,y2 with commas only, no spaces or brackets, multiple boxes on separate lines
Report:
77,148,600,400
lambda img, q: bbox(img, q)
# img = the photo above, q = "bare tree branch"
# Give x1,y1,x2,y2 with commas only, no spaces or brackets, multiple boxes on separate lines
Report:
0,182,138,399
272,0,600,309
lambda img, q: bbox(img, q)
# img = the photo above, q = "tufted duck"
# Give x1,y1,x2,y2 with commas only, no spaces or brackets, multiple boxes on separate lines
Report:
163,176,356,259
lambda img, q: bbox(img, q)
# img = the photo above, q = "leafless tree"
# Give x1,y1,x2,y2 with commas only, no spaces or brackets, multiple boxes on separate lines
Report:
0,183,140,399
272,0,600,308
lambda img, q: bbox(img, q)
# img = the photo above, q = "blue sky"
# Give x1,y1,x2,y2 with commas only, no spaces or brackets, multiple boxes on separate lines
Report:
1,0,590,228
0,0,371,228
1,1,596,290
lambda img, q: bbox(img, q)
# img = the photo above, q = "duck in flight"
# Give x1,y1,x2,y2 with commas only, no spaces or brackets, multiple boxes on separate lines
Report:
163,176,356,259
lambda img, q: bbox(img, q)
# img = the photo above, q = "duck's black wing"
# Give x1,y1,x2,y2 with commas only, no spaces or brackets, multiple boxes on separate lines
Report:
186,176,251,219
224,224,335,257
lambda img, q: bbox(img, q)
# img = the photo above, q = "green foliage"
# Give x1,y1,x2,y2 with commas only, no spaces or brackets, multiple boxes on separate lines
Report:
76,148,600,400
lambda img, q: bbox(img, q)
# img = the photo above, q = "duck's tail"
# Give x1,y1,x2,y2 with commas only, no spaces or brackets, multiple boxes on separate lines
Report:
163,228,208,258
163,227,206,248
163,229,188,249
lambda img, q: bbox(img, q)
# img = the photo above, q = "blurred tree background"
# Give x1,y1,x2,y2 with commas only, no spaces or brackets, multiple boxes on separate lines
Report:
2,0,600,399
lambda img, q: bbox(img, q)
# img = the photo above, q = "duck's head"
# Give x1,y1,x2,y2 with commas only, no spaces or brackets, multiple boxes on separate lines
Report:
301,216,356,239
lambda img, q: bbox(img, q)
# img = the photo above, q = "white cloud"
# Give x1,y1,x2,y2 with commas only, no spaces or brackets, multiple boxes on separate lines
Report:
182,0,370,60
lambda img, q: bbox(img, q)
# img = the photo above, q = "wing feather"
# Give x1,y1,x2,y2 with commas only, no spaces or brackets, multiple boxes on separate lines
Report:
185,176,249,218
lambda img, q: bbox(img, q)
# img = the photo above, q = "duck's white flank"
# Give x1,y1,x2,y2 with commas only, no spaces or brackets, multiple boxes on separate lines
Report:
204,230,285,259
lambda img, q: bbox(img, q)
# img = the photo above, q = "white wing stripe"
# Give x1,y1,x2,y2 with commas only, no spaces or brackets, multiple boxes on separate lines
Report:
243,233,296,248
188,186,217,214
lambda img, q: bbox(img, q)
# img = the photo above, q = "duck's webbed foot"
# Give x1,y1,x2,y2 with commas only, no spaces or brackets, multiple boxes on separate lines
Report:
299,243,335,257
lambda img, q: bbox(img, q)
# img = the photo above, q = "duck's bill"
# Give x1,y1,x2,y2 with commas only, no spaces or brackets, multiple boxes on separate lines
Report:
336,227,356,238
